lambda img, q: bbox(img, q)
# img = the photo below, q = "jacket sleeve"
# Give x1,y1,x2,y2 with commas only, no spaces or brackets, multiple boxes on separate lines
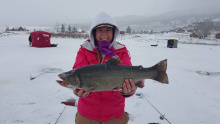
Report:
72,47,89,70
119,48,132,66
121,88,137,98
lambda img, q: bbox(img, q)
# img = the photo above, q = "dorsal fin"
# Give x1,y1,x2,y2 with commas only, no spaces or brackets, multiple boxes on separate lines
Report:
106,56,122,65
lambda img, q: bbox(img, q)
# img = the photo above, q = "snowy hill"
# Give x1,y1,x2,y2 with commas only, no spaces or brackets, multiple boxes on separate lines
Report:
114,12,220,32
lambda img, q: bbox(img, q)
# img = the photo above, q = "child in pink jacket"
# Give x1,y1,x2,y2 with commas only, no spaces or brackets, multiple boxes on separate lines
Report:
73,12,144,124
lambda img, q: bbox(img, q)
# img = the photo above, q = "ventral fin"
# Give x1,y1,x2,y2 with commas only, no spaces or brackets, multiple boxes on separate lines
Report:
106,56,122,65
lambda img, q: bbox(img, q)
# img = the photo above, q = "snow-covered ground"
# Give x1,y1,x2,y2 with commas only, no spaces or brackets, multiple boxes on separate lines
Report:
0,32,220,124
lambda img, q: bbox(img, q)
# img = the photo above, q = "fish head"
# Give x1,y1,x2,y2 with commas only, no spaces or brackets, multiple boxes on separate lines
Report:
57,70,80,89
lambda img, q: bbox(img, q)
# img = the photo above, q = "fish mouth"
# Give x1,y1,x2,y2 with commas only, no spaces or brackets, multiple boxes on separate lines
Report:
56,77,68,87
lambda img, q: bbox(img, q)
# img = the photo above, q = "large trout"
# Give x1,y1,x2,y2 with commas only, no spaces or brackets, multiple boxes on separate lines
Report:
56,56,168,92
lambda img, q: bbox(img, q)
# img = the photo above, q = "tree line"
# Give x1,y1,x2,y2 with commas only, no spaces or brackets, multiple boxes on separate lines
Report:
52,22,89,39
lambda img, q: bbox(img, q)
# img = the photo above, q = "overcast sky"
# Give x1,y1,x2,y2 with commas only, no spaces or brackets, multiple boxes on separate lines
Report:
1,0,220,27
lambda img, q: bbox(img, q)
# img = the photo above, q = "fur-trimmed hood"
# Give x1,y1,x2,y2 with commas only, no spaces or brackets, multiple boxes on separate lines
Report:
82,12,124,51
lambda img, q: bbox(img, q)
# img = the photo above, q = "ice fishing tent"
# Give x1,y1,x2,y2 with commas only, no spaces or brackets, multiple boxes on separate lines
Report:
30,31,51,47
167,39,178,48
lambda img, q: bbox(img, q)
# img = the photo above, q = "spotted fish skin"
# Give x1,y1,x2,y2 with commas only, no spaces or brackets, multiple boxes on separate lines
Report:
57,56,168,92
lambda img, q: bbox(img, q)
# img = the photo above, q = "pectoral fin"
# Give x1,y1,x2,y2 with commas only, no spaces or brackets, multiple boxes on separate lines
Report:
56,80,68,87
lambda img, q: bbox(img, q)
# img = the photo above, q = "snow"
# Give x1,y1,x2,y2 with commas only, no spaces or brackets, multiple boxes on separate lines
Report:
0,32,220,124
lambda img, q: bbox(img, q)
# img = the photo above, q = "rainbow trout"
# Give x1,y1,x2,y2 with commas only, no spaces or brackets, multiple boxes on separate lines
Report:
56,56,168,92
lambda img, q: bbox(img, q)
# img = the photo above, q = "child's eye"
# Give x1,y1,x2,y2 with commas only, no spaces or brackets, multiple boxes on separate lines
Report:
97,29,102,32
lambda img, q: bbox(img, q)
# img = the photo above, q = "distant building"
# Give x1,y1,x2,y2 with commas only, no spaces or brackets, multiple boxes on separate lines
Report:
190,33,199,38
80,30,86,33
8,27,26,31
215,33,220,39
119,31,125,34
10,28,16,31
17,27,25,31
119,31,125,37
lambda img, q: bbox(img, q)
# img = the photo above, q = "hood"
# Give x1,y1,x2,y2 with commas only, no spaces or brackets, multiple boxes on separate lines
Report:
82,12,124,51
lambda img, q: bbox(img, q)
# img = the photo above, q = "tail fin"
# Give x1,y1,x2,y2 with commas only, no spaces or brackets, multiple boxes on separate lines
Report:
155,72,168,84
154,59,169,84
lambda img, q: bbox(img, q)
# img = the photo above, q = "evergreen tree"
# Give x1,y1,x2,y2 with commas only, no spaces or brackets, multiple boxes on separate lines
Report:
132,30,136,34
61,24,65,33
140,30,143,34
72,26,78,33
126,26,131,34
68,25,71,32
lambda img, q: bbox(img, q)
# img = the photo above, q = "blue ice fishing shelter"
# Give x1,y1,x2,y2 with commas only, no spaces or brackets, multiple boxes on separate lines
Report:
167,39,178,48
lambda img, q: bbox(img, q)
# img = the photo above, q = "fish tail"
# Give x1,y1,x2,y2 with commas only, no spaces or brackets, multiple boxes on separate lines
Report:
155,72,168,84
154,59,169,84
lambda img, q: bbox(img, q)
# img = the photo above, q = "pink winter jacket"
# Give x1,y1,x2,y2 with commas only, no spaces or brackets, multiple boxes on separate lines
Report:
72,40,135,122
